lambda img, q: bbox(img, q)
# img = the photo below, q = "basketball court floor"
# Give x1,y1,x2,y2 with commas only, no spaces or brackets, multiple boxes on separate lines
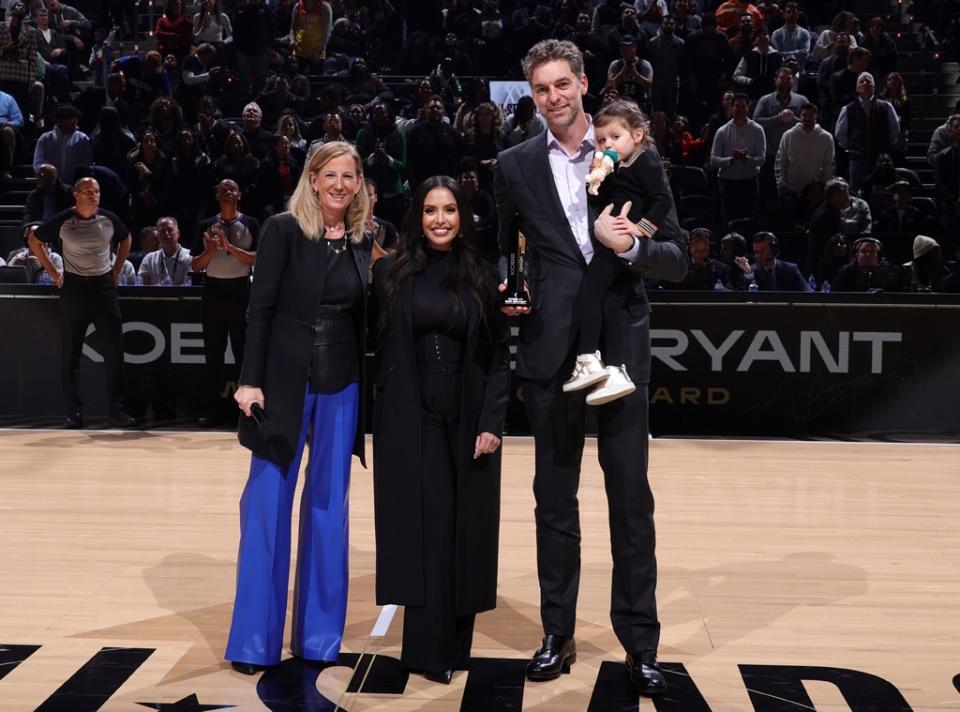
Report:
1,430,958,711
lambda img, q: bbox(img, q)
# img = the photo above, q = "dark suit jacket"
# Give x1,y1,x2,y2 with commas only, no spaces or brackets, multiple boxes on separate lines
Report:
876,205,929,235
22,182,74,230
371,255,510,613
807,202,843,274
238,212,370,466
750,258,810,291
935,144,960,208
493,132,688,383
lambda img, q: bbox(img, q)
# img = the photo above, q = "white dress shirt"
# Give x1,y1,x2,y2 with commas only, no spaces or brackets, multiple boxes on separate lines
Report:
544,120,641,263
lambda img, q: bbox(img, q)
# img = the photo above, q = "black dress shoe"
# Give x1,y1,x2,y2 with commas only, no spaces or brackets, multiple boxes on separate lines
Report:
422,668,454,685
626,650,667,696
230,661,265,675
108,410,137,428
525,634,576,681
63,413,83,429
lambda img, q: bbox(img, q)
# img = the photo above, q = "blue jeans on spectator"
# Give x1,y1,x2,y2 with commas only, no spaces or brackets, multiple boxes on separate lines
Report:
848,157,873,193
45,63,70,97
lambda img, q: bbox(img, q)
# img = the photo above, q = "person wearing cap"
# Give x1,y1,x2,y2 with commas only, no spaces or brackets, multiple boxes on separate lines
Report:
877,180,929,235
834,70,899,192
607,34,654,110
904,235,946,291
32,105,92,184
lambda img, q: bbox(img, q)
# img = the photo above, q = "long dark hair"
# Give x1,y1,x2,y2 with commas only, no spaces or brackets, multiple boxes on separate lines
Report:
377,176,493,343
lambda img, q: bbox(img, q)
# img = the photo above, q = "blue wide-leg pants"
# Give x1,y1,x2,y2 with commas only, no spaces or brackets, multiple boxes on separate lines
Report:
225,382,359,666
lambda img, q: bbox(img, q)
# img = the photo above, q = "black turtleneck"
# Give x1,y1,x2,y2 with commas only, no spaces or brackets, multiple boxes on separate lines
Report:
412,246,468,372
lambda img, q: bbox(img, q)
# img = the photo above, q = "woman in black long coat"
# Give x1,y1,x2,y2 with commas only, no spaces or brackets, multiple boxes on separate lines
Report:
372,176,510,684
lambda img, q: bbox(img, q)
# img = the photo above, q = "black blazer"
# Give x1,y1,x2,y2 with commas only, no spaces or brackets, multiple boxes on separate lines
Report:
238,212,371,466
493,132,688,383
371,255,510,614
935,144,960,207
22,183,74,230
876,205,929,235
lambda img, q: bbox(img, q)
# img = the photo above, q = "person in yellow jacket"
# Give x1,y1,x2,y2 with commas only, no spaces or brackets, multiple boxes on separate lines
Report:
291,0,332,73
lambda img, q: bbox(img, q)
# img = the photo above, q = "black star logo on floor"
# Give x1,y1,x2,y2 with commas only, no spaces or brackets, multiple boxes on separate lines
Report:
136,693,236,711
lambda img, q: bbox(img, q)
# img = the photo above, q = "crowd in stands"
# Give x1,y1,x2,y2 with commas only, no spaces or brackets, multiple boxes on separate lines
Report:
3,0,960,294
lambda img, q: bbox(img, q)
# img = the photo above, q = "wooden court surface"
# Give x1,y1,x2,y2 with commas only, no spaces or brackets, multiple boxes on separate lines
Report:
1,429,959,711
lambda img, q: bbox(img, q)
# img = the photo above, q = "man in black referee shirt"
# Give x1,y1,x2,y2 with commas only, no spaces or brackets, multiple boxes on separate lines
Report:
27,177,138,429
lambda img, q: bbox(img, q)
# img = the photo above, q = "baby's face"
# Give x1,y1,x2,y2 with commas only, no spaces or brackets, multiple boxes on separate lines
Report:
595,119,640,160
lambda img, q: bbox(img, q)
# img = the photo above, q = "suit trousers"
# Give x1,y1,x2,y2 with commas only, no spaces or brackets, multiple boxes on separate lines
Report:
401,369,475,672
201,276,249,414
59,272,125,416
225,381,358,666
521,375,660,654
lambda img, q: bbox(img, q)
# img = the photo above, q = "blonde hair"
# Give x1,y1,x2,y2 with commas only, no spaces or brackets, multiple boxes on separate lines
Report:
287,141,370,243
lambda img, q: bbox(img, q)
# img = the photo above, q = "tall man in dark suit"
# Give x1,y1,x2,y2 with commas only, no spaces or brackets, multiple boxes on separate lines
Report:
493,39,688,696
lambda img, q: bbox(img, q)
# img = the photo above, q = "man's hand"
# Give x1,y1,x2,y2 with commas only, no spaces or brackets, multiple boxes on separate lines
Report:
50,269,64,288
734,256,752,274
498,281,531,316
474,432,501,459
112,266,123,285
595,202,635,253
778,109,795,123
202,231,221,253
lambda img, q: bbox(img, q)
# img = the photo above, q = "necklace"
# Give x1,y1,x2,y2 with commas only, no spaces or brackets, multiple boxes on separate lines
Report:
325,237,347,255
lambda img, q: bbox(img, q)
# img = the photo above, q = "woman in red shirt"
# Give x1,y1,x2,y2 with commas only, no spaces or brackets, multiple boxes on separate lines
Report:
155,0,193,62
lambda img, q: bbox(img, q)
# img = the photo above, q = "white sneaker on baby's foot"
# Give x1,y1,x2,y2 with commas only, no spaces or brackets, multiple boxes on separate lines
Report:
585,365,636,406
563,351,609,392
